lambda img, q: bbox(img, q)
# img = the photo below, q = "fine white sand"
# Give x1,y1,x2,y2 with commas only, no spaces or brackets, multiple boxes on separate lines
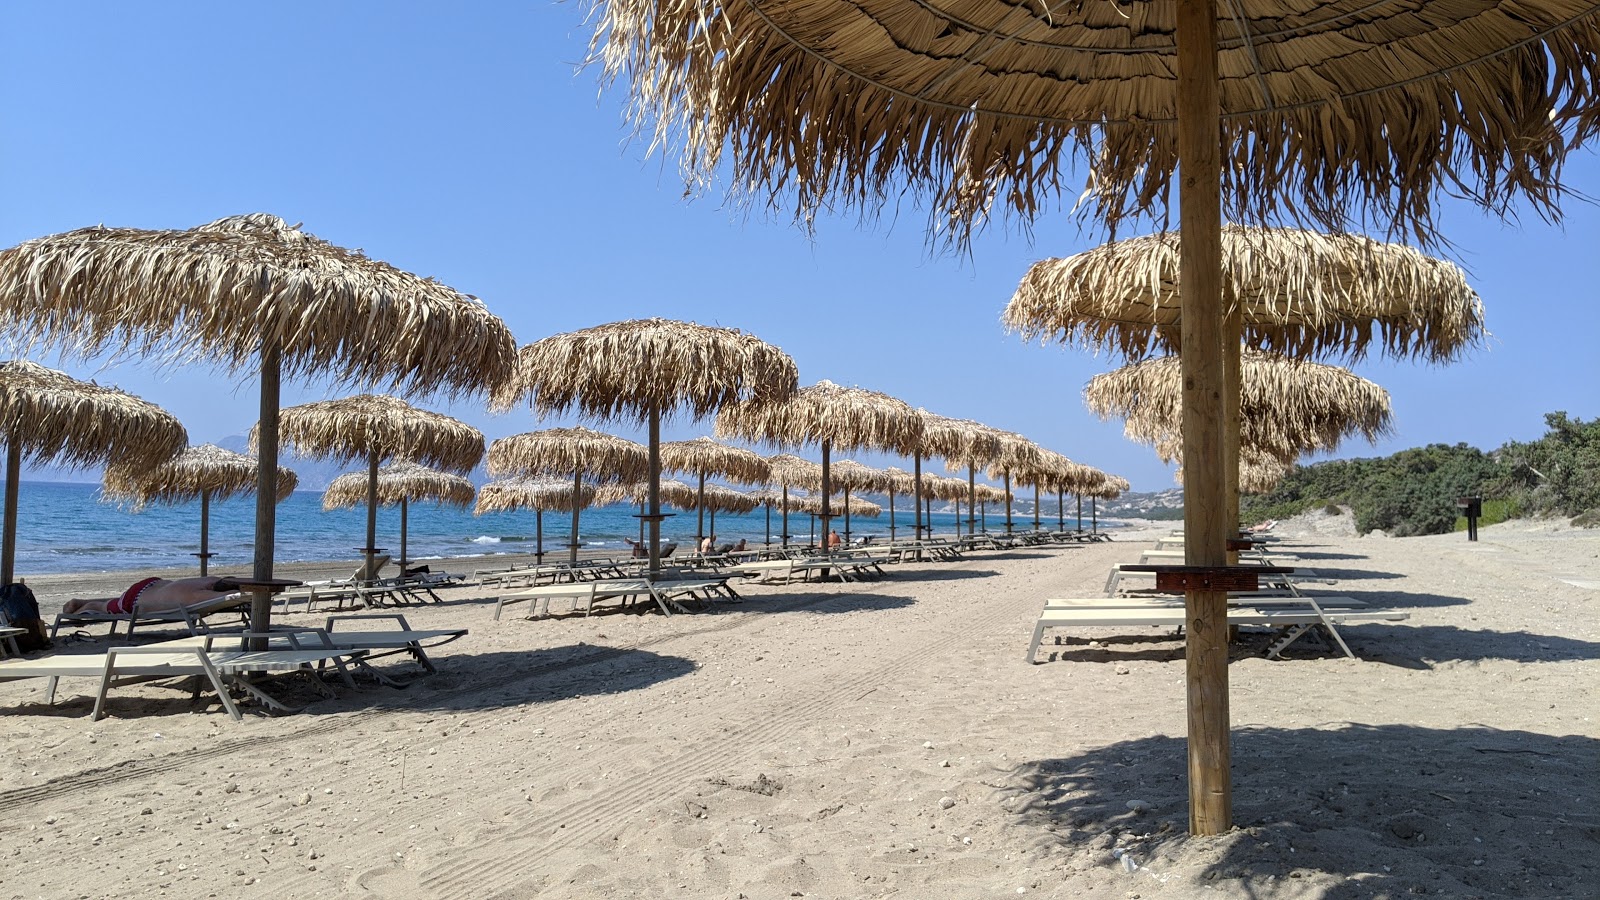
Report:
0,518,1595,899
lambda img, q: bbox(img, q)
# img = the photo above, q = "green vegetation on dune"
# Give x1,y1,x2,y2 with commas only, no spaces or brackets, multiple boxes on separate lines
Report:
1240,412,1600,536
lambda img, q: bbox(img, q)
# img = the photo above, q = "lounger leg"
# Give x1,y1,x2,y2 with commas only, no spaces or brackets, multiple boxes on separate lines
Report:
198,654,243,721
1026,620,1048,664
91,654,118,721
46,675,59,705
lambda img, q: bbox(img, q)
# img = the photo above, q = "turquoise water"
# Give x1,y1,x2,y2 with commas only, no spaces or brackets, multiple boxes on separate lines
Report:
1,481,1101,575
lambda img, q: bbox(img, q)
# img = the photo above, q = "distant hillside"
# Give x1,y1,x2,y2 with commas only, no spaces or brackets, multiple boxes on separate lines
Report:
1102,488,1185,520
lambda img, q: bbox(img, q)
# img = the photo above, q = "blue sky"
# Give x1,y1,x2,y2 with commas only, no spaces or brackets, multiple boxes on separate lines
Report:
3,2,1597,492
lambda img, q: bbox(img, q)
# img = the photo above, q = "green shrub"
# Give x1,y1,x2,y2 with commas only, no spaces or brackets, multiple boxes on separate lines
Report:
1572,509,1600,529
1321,503,1342,516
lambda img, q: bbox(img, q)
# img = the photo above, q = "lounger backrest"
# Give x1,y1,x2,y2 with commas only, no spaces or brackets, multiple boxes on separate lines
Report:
354,554,392,582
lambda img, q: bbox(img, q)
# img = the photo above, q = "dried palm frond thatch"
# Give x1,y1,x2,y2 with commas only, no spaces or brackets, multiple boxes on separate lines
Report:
659,437,771,485
1087,353,1393,461
1178,453,1292,496
475,476,615,516
827,460,889,493
265,394,484,575
488,427,650,564
716,380,923,456
322,461,476,573
765,453,824,491
265,395,485,474
919,413,1005,465
487,427,649,483
662,436,772,542
322,461,475,511
1,359,187,583
490,318,796,422
491,318,794,575
0,214,515,395
591,2,1599,243
0,213,514,628
475,476,620,564
1004,227,1488,362
103,443,297,511
102,442,296,577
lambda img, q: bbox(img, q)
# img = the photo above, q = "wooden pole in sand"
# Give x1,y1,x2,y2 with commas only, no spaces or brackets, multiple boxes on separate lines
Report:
1,442,20,585
1178,0,1232,835
249,342,281,645
198,490,211,576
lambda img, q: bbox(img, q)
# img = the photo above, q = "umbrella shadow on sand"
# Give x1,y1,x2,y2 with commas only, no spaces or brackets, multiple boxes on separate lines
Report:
737,591,918,616
1321,589,1470,609
996,724,1598,899
398,645,697,712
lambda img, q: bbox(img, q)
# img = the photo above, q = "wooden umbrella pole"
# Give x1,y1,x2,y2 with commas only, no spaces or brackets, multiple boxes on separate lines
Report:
570,469,582,566
710,506,718,543
198,490,211,576
536,508,545,564
888,485,896,541
1225,305,1244,563
1033,483,1041,531
981,500,987,532
249,342,281,643
696,471,706,546
966,467,977,536
843,487,852,542
913,454,924,540
2,441,20,585
781,484,789,549
1057,488,1065,532
1177,0,1232,836
1004,472,1014,534
647,406,662,582
765,500,772,548
364,449,380,580
1076,494,1083,531
399,497,409,576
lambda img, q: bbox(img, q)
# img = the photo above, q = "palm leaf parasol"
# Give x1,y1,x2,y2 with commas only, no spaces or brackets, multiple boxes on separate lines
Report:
1092,353,1393,463
490,318,796,580
477,476,627,563
881,466,917,541
0,360,187,583
764,452,822,548
102,443,297,575
587,0,1600,831
488,427,649,565
266,394,483,578
661,436,771,546
322,461,475,575
827,458,889,542
717,380,922,559
0,213,513,633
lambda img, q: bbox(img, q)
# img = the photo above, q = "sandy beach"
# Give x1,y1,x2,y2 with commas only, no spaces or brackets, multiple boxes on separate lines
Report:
1,516,1595,899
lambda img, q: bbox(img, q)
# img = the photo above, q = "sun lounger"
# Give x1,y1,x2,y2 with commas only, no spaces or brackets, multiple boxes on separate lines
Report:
1025,602,1408,664
0,626,26,658
51,592,251,640
0,633,362,721
494,576,738,620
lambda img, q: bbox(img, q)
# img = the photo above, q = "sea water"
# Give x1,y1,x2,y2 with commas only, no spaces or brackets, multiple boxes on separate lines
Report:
0,481,1081,575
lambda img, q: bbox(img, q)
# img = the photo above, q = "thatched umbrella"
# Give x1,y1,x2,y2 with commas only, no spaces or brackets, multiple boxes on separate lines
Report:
475,476,621,564
918,472,969,537
490,318,796,580
719,379,921,559
1177,451,1293,496
0,213,514,634
882,467,917,542
587,0,1597,833
985,434,1048,536
266,395,483,579
766,453,822,548
0,360,188,584
102,443,297,576
915,412,997,542
696,484,762,544
1009,449,1086,534
487,427,649,565
322,461,475,575
1100,354,1394,464
827,459,889,543
660,436,770,546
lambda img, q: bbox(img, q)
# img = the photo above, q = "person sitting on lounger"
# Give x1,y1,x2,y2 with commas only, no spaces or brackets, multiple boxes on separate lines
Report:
699,534,716,555
733,539,747,552
827,529,842,550
62,576,240,616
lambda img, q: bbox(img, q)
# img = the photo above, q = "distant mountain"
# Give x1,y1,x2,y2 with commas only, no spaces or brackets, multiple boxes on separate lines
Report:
1102,488,1185,519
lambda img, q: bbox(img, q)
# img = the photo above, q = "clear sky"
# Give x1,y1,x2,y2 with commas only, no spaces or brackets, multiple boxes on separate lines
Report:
3,2,1597,492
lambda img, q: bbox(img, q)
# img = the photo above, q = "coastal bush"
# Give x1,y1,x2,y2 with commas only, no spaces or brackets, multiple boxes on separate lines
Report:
1489,412,1600,518
1242,443,1504,537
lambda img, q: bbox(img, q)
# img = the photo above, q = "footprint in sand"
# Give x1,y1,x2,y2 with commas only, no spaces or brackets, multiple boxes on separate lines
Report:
351,865,423,897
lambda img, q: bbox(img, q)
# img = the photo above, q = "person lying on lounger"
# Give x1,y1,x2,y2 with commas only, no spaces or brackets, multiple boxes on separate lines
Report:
62,576,241,616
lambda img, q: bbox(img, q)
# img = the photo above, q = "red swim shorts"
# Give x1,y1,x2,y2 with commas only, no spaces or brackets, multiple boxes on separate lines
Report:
108,577,161,615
